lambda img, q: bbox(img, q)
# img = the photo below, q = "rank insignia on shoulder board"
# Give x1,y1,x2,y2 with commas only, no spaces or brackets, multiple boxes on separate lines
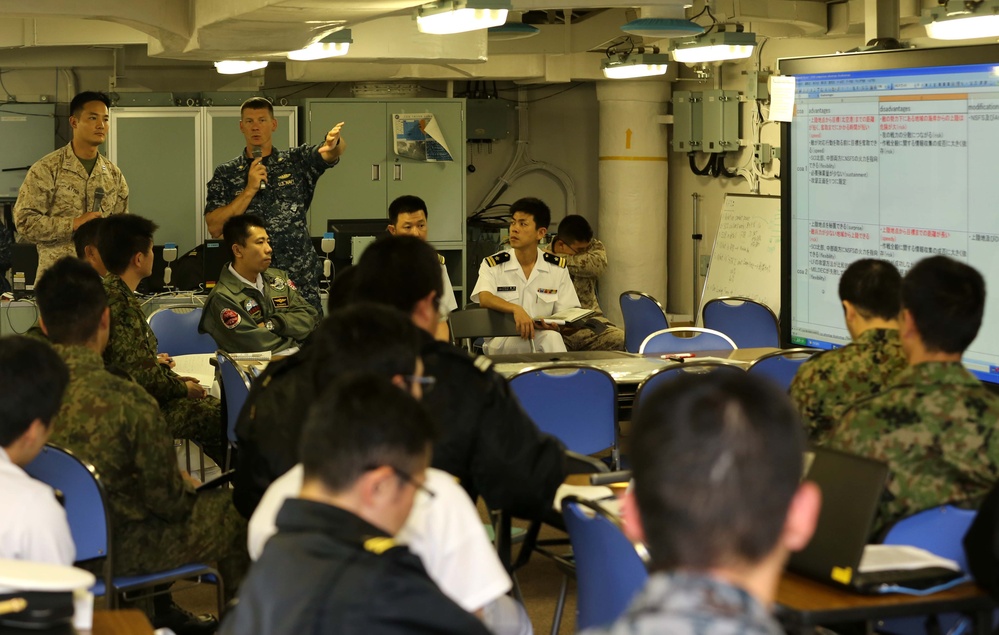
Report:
485,251,511,267
543,252,566,268
363,536,396,554
438,253,446,265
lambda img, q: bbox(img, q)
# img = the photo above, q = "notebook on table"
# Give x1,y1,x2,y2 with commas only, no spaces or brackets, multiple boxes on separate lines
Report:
788,448,964,594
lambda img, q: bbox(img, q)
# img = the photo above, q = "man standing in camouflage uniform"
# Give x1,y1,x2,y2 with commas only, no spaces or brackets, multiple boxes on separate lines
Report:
98,215,224,463
204,97,346,314
581,372,820,635
790,259,907,442
550,215,625,351
13,91,128,280
830,255,999,534
35,257,246,629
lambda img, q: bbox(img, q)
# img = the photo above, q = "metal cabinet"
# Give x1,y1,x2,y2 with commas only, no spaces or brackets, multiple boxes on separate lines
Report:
107,106,297,252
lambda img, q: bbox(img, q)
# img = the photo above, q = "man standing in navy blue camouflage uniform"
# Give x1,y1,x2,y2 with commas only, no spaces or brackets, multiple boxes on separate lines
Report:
204,97,346,314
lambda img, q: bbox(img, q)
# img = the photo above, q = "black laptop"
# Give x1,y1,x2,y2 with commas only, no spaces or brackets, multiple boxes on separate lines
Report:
788,448,964,593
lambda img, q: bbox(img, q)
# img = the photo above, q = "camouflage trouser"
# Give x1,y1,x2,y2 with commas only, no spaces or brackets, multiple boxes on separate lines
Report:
563,317,626,352
162,395,225,466
114,489,249,600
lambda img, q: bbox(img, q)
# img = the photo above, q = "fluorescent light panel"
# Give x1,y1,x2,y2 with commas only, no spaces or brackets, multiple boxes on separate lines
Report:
923,0,999,39
417,0,511,34
670,30,756,63
214,60,268,75
288,30,353,61
601,53,670,79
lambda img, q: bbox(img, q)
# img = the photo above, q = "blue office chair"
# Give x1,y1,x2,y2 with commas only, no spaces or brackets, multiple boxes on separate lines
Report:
701,296,780,348
879,505,979,635
148,306,218,355
746,348,819,392
634,360,745,413
508,365,618,466
552,497,649,633
619,291,670,353
639,327,737,355
215,351,252,469
24,444,223,614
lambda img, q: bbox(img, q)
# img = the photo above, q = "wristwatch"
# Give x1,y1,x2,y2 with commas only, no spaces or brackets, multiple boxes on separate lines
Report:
264,320,275,331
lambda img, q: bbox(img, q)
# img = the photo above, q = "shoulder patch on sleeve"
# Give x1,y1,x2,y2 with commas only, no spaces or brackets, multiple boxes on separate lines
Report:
220,308,241,329
485,251,511,267
363,536,396,554
438,253,446,265
473,355,493,373
543,252,567,268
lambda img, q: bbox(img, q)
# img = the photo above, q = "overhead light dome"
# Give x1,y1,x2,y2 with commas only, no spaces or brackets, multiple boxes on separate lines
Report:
488,23,541,40
214,60,268,75
621,17,704,38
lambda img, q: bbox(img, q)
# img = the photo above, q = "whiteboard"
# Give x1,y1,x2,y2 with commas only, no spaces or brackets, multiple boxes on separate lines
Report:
698,194,781,323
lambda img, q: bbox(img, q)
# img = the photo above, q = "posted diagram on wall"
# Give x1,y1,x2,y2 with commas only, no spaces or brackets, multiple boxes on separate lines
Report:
393,113,453,162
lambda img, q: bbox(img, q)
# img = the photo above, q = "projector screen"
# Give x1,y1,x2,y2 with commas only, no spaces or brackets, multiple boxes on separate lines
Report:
779,44,999,384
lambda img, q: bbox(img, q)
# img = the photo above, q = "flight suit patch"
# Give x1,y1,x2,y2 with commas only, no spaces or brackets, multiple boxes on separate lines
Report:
245,299,261,316
273,296,289,308
221,309,241,329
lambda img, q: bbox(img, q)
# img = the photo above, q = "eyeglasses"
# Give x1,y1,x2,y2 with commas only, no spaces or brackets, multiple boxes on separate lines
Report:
403,374,436,394
553,236,579,254
365,464,436,499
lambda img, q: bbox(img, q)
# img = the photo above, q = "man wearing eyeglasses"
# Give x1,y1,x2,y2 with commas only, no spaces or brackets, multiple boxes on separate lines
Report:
550,214,625,351
220,374,490,635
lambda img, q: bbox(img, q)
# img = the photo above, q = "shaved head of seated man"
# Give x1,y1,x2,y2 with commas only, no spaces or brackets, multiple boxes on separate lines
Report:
581,371,820,635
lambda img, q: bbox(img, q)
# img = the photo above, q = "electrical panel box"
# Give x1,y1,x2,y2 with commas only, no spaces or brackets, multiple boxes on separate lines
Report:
467,98,512,141
701,89,740,153
671,91,701,152
0,103,56,198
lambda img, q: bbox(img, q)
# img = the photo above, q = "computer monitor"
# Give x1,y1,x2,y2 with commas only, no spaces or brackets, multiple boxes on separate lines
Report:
780,44,999,384
323,219,389,273
203,240,229,289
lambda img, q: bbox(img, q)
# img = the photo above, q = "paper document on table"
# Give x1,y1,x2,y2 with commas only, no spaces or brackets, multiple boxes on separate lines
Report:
859,545,961,573
536,307,594,324
171,354,215,387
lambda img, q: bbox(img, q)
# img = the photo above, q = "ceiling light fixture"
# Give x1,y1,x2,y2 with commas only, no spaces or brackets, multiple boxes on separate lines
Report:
417,0,511,35
922,0,999,39
487,22,540,40
621,17,704,39
601,52,670,79
669,28,756,63
214,60,269,75
287,29,353,61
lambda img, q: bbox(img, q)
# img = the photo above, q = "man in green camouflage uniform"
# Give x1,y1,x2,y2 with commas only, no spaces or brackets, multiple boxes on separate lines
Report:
13,91,128,280
830,255,999,534
36,257,247,620
790,259,907,442
204,97,346,314
98,215,224,463
199,214,319,353
550,214,625,351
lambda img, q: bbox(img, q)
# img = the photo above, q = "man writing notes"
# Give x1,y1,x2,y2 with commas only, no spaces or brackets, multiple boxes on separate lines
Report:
471,197,580,354
204,97,346,314
199,214,319,354
14,91,128,279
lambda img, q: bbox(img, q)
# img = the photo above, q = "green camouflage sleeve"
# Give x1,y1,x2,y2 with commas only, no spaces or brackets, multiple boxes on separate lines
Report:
130,391,197,523
103,279,187,403
789,359,830,442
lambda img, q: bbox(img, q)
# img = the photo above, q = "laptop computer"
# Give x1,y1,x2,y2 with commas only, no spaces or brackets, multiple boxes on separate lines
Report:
788,448,963,593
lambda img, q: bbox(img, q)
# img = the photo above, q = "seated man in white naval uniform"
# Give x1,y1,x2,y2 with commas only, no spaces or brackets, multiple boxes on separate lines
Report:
471,197,580,354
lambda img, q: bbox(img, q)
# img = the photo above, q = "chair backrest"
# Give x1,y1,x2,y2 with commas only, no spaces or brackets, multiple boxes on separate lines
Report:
563,497,648,630
148,306,218,355
216,351,252,445
746,348,819,392
638,327,737,355
508,365,617,456
634,361,745,412
882,505,977,571
701,296,780,348
24,444,112,569
619,291,670,353
448,305,520,351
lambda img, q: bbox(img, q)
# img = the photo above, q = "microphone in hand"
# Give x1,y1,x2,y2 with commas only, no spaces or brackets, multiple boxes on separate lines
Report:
91,186,105,213
252,146,267,191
